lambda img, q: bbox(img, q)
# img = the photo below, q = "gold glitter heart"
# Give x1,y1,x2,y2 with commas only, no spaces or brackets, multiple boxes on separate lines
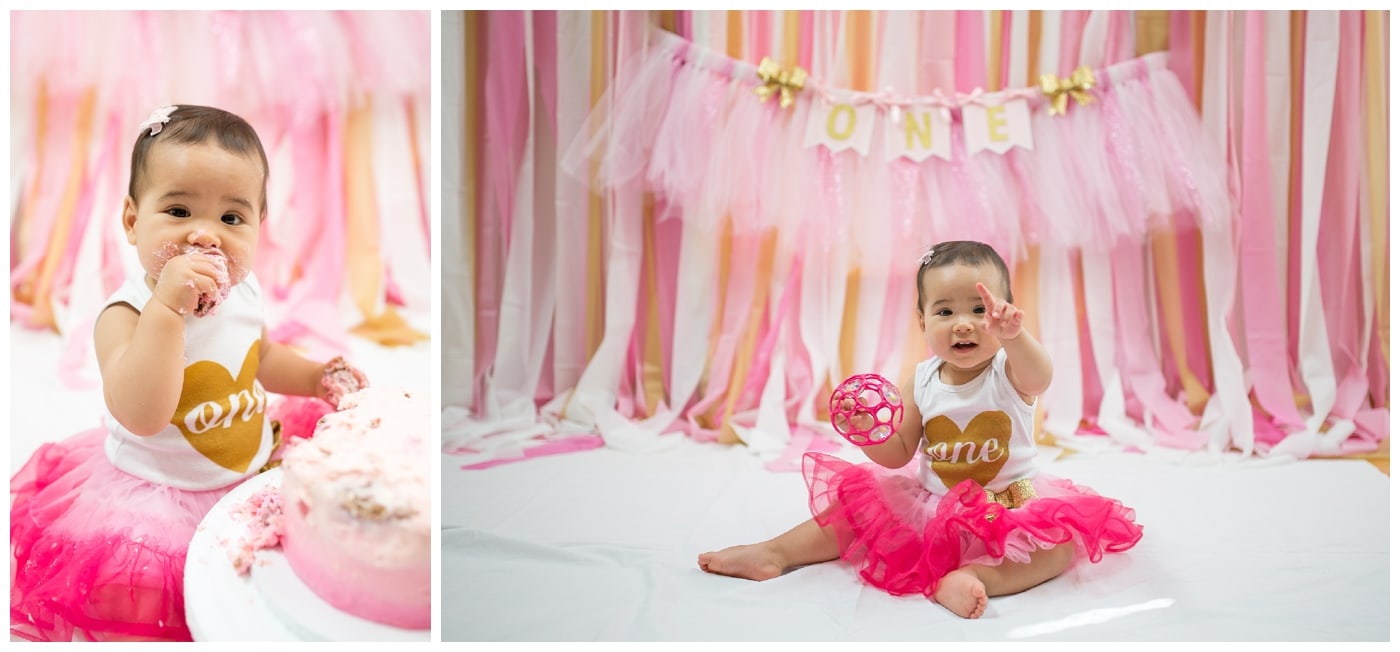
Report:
172,340,266,473
923,411,1012,489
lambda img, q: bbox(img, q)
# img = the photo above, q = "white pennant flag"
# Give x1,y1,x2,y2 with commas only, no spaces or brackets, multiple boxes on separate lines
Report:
885,104,952,162
804,100,878,156
963,98,1034,155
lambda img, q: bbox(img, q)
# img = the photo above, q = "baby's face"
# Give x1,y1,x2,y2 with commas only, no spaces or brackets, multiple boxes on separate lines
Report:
917,262,1010,373
123,140,265,288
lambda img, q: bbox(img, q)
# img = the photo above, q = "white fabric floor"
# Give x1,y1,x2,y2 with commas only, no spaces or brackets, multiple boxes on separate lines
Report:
442,436,1391,642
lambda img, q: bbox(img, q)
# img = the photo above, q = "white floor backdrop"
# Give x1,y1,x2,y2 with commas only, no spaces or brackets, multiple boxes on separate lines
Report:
442,436,1391,641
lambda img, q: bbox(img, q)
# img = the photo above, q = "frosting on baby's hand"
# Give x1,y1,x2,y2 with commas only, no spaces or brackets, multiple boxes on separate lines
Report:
193,253,231,318
321,356,370,408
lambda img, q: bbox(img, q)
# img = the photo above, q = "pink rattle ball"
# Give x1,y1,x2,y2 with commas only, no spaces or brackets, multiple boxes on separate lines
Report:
829,373,903,446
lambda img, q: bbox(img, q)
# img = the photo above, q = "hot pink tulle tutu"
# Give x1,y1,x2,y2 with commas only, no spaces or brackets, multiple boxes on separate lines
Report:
10,428,235,642
803,452,1143,597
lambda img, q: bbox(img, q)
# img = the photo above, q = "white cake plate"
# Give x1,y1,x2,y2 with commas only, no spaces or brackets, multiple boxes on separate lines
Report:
185,468,430,641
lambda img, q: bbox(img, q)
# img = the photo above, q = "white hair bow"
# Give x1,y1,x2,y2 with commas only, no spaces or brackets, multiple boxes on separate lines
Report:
139,105,178,136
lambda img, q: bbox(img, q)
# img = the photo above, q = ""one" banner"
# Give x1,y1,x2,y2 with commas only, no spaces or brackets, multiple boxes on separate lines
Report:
805,98,1034,159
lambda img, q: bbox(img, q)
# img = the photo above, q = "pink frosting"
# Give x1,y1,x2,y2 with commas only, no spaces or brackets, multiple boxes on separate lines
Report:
227,484,285,575
192,252,231,317
279,387,430,629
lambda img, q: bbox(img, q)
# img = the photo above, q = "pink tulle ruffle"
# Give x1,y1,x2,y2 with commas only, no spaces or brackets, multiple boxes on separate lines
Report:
803,452,1143,597
563,28,1232,258
10,428,233,642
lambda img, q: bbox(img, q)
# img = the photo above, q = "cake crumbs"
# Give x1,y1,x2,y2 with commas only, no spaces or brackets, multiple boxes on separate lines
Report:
226,484,286,575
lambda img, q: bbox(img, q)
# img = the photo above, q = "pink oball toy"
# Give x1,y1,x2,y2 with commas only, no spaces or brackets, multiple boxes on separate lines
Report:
828,373,903,446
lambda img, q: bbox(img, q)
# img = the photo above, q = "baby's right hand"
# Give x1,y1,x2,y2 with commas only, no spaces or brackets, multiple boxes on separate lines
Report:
152,251,223,317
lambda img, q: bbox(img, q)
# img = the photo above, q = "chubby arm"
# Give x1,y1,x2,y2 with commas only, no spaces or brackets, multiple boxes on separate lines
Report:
257,329,333,403
859,374,925,469
94,254,224,436
977,282,1053,401
95,303,188,436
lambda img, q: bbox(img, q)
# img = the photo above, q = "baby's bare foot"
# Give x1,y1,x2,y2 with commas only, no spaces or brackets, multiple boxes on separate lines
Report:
697,544,784,581
934,568,988,619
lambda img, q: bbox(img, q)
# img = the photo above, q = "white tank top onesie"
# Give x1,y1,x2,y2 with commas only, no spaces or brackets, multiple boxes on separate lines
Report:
912,349,1038,497
100,273,274,491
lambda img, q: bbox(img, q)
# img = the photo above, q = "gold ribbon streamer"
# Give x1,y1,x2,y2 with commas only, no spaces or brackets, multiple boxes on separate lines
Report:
1038,65,1096,116
754,56,807,109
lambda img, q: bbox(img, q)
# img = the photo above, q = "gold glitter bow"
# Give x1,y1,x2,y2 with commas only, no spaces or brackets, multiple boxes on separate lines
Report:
754,56,807,109
1038,65,1096,116
983,478,1038,521
985,477,1037,509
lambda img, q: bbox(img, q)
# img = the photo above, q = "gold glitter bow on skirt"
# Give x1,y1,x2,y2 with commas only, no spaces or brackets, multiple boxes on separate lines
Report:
986,477,1038,510
1039,65,1097,116
754,56,807,109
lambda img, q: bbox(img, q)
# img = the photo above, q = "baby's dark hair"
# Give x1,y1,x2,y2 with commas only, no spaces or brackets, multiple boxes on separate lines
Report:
127,105,269,213
915,240,1013,310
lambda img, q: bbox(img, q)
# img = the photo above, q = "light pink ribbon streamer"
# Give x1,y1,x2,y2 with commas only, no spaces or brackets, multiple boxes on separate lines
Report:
1315,11,1376,451
1037,246,1084,441
1238,10,1307,441
918,11,957,93
550,10,594,399
1029,15,1088,444
1073,11,1145,449
1273,11,1341,457
1194,10,1254,454
1111,242,1202,448
263,112,351,362
58,109,129,391
11,97,80,327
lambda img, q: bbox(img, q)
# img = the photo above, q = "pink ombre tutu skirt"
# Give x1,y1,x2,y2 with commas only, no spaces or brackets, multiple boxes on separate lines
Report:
803,452,1143,597
10,428,235,642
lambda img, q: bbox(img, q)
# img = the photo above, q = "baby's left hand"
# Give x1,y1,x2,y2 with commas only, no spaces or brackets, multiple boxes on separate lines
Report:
318,356,370,408
977,282,1024,341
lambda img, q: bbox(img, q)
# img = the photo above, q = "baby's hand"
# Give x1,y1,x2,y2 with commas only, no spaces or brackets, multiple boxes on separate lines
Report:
319,356,370,408
152,251,225,318
977,282,1024,341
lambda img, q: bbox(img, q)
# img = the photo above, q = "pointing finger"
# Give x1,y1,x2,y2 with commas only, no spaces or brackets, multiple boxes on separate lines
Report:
976,282,994,305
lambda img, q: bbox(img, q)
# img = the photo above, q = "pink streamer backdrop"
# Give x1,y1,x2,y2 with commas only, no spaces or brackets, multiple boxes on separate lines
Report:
446,10,1387,467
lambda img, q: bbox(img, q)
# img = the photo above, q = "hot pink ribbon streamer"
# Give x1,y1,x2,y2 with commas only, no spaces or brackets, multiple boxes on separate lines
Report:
953,10,984,94
475,11,530,412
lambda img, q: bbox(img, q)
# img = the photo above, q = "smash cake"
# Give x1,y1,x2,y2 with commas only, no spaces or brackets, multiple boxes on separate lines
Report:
281,386,431,630
228,386,430,631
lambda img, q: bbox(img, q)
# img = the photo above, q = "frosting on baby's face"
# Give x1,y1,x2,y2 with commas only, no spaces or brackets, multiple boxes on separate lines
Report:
123,140,263,302
149,242,239,317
